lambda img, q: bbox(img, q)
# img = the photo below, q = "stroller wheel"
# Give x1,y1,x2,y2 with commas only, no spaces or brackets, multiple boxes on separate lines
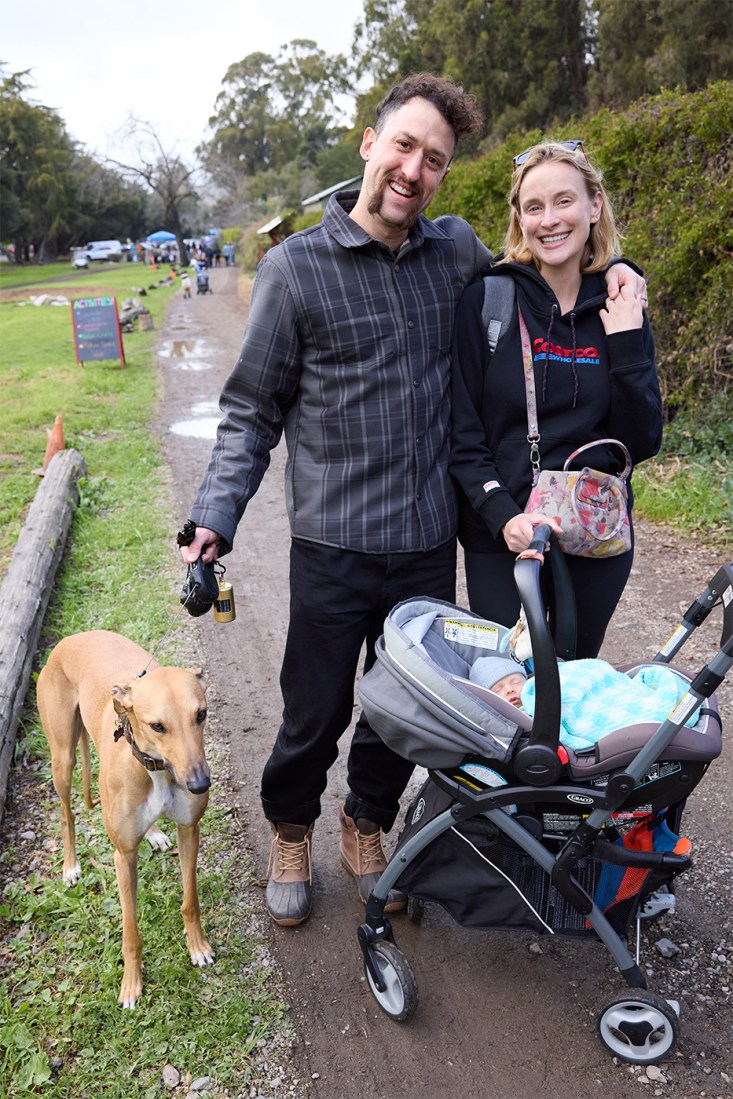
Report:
597,990,679,1064
365,941,418,1021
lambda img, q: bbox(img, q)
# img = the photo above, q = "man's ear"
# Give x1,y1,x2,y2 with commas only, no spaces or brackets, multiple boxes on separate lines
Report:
360,127,377,161
112,684,133,714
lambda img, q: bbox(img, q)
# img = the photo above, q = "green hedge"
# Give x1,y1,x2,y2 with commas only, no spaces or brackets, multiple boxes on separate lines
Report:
430,81,733,416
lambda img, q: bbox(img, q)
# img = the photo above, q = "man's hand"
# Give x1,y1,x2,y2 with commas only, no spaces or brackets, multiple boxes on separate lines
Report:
600,282,643,335
179,526,222,565
605,262,648,307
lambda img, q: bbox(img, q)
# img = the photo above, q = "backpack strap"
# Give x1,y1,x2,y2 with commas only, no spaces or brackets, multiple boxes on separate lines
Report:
481,274,515,354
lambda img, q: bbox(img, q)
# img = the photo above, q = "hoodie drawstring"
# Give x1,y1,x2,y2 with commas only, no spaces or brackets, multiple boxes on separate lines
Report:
541,304,579,408
569,311,579,407
541,306,556,403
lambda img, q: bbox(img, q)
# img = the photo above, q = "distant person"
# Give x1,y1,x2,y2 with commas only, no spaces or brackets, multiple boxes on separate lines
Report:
179,78,647,928
450,140,661,658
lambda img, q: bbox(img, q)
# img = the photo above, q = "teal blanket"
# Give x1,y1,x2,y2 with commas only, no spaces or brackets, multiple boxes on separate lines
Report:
521,660,699,752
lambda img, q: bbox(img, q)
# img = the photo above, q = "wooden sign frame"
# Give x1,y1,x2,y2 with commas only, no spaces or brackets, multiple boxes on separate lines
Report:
71,296,125,368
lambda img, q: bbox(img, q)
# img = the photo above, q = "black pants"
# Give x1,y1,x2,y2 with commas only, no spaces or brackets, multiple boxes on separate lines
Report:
463,542,634,659
260,537,457,832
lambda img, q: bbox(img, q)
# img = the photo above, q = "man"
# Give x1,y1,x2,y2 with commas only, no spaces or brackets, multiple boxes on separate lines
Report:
180,73,644,927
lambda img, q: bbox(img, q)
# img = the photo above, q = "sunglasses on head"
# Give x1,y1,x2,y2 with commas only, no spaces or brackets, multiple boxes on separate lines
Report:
512,139,587,171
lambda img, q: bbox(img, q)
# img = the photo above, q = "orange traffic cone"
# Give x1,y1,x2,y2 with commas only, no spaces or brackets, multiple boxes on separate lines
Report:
34,415,65,476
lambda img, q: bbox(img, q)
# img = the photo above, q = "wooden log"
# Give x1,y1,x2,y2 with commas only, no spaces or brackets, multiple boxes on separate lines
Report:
0,448,86,820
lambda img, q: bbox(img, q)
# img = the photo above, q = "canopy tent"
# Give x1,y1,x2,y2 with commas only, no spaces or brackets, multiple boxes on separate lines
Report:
146,230,176,243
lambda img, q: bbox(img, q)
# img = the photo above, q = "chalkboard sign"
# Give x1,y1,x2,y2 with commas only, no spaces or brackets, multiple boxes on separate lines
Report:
71,296,125,367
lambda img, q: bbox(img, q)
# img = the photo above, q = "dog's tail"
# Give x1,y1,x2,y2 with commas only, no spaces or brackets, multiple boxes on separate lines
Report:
79,728,100,809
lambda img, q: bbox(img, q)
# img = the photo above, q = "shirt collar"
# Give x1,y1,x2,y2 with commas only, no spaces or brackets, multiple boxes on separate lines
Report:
324,190,451,252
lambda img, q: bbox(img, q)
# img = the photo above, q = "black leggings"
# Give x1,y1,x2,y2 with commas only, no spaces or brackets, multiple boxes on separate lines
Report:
463,544,634,659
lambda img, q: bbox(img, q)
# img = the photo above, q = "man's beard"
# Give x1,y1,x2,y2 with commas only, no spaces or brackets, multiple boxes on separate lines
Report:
367,176,423,231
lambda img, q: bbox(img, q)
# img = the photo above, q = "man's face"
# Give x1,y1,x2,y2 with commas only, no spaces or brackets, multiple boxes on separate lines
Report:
353,97,455,247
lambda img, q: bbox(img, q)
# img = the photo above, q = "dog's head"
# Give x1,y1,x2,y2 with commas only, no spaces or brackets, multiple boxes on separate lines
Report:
112,667,210,794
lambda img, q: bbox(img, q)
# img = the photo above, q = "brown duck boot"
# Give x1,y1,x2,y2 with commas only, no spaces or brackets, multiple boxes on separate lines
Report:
265,822,313,926
339,805,406,912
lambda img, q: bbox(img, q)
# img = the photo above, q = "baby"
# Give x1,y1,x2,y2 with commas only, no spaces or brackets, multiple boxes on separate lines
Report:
469,654,698,752
469,655,527,707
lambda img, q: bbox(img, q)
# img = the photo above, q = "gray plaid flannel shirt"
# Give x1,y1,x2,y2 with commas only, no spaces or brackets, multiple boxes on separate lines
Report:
191,191,492,554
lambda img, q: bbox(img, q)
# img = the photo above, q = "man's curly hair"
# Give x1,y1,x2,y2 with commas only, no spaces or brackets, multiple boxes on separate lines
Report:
375,72,483,148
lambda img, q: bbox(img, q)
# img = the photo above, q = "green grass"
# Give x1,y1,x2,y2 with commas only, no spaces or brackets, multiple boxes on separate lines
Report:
0,260,148,291
0,265,178,576
632,395,733,547
0,270,295,1097
1,801,285,1098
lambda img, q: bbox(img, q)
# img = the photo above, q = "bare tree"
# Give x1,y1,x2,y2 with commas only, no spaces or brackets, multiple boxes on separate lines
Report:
108,117,200,265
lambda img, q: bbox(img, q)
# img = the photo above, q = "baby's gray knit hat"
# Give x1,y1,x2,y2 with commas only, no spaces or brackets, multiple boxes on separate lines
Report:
469,655,527,690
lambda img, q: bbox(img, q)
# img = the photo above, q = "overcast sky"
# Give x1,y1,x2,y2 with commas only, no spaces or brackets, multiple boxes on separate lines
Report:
3,0,366,163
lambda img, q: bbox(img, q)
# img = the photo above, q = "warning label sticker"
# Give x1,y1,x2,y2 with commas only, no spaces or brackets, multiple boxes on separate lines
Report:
443,619,500,650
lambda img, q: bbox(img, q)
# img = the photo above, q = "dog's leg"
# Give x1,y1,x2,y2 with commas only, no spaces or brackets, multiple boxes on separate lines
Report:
177,821,215,968
46,713,84,885
113,845,144,1008
145,825,172,851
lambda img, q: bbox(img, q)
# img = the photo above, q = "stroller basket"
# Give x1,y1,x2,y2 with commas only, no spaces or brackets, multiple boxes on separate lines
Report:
356,528,733,1063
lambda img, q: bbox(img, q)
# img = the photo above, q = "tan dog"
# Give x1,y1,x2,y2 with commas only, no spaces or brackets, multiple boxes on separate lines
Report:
36,630,214,1008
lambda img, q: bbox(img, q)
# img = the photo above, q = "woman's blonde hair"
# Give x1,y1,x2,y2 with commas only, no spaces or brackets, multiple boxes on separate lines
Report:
501,142,621,273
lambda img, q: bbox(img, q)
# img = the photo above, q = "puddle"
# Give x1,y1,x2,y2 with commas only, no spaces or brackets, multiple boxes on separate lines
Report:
158,338,207,359
169,418,221,439
169,399,221,440
172,359,212,372
159,337,212,371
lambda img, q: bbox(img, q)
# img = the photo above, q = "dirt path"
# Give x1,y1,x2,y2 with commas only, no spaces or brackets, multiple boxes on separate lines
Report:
157,265,733,1099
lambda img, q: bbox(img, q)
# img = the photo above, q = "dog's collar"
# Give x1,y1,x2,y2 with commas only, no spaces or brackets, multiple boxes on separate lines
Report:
113,713,168,773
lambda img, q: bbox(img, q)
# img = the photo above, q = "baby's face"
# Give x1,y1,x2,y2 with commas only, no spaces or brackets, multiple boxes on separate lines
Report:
492,673,526,707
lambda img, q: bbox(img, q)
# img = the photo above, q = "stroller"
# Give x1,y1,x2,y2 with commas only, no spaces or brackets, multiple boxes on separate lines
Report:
357,526,731,1064
195,262,211,295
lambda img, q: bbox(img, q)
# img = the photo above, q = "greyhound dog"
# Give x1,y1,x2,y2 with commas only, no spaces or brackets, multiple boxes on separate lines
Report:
36,630,215,1008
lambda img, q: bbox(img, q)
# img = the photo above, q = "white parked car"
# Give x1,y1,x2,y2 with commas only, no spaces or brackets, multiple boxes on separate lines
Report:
79,240,124,263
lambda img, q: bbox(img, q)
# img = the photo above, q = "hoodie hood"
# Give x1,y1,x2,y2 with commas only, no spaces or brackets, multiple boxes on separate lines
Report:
488,261,609,320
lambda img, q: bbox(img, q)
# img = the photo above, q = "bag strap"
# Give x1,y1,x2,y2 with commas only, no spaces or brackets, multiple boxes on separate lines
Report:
481,274,515,354
516,307,542,485
564,439,633,480
517,308,634,486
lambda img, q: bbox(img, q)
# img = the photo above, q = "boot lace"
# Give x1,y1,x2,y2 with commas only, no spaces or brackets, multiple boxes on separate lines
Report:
356,829,386,874
269,834,312,879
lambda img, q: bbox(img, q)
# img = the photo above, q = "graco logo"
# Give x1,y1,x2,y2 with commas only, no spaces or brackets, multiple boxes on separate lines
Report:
567,793,594,805
412,797,426,825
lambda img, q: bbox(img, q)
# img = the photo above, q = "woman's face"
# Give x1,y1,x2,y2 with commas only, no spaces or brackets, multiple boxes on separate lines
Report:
517,160,602,276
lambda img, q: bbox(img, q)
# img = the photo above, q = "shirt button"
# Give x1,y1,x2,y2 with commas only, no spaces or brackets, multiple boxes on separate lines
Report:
413,379,420,387
394,264,400,272
416,436,422,445
407,320,414,329
416,492,423,500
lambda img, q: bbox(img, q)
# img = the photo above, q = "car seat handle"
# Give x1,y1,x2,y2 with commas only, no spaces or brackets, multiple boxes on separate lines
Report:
513,530,563,786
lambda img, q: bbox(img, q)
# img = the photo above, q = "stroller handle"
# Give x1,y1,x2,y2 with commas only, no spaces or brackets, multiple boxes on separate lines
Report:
512,524,570,786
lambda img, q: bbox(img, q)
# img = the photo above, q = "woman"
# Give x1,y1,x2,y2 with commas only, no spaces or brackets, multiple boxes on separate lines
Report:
450,141,662,657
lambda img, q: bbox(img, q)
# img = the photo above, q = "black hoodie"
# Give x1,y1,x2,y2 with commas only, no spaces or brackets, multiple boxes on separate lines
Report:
450,262,662,553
